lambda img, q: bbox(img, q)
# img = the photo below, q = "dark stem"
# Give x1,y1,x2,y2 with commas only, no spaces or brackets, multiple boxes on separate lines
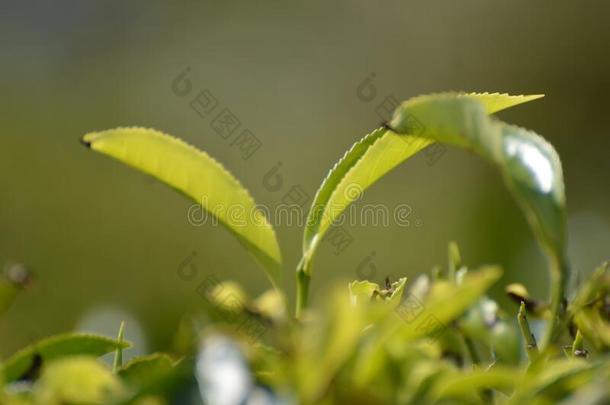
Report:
518,301,539,362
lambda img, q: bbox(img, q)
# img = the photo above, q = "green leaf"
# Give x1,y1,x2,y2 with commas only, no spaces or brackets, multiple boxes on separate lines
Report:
509,358,599,403
302,128,432,271
463,92,543,114
571,262,610,349
0,333,130,383
34,356,124,404
301,92,541,274
297,289,368,402
348,277,407,307
431,366,518,401
250,289,287,321
348,280,379,306
388,92,567,346
459,297,520,364
117,353,174,386
397,266,503,341
115,359,193,405
82,127,282,288
390,94,565,259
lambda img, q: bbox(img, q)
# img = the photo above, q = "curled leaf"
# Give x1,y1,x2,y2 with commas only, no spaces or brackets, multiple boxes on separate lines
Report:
389,92,567,345
302,92,543,278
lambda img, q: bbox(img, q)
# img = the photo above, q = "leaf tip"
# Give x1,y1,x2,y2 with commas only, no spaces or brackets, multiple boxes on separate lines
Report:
81,131,106,148
80,136,92,149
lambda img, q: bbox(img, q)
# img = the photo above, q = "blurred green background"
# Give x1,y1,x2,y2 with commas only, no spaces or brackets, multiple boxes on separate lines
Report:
1,1,609,357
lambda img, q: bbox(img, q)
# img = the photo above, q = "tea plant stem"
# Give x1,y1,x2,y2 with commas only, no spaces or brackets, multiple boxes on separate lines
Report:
541,256,568,350
571,330,585,358
518,302,539,362
295,258,311,318
112,321,125,373
448,241,461,283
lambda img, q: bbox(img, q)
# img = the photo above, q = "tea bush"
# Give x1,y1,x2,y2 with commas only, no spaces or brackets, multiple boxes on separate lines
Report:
2,93,609,404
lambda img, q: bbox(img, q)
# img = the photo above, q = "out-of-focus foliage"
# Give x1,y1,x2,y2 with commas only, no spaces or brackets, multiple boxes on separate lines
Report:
571,262,610,350
0,333,130,383
3,250,610,404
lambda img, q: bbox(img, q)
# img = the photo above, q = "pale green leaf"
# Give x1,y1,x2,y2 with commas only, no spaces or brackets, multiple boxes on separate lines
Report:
389,92,567,344
82,127,282,288
387,277,408,307
466,92,544,114
34,356,124,404
250,289,287,321
0,333,130,383
302,129,432,269
508,358,600,404
302,92,541,273
298,289,367,402
348,280,379,306
571,262,610,349
396,266,503,341
389,93,565,261
348,277,408,308
431,366,518,401
118,353,174,386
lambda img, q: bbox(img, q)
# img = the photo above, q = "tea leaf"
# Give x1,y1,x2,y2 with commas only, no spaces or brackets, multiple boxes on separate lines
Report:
348,277,407,307
389,92,567,346
82,127,282,288
118,353,174,386
301,93,541,275
0,333,130,383
389,93,564,264
431,366,517,401
571,262,610,349
34,356,124,404
397,266,503,341
302,128,431,271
